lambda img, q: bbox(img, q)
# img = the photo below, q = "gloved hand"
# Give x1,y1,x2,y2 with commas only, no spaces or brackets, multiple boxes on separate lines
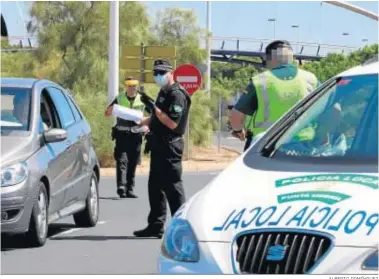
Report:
138,91,157,113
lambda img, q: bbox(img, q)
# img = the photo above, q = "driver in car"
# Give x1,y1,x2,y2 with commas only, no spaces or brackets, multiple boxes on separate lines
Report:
280,102,348,157
12,94,29,127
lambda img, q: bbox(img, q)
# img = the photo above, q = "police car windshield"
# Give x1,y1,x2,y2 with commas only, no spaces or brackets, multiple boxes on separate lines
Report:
1,87,32,132
272,74,378,160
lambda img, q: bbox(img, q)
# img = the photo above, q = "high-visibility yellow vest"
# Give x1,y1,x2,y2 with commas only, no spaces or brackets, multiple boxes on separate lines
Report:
117,93,145,111
246,68,318,136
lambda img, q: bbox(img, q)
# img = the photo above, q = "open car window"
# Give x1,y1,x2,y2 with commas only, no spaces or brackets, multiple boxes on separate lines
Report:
272,74,378,161
39,89,62,133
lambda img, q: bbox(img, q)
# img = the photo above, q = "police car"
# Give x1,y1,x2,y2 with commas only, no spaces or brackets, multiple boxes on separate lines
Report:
157,58,378,274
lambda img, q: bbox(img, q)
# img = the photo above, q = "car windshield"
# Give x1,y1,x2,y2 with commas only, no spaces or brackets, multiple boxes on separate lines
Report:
272,73,378,161
1,87,32,132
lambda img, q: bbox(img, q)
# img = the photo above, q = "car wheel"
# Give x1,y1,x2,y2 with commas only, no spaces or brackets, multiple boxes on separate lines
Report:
73,171,99,227
25,181,48,247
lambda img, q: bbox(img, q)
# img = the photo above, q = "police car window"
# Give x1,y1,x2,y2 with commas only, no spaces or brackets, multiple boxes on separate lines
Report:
273,74,378,160
47,87,76,128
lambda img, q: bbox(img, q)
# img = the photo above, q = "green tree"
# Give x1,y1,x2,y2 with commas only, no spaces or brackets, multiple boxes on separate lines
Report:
26,1,150,91
149,7,206,65
302,44,378,82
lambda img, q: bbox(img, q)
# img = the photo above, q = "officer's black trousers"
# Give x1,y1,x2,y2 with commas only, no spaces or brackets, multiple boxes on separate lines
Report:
114,133,142,191
147,135,185,230
244,131,254,151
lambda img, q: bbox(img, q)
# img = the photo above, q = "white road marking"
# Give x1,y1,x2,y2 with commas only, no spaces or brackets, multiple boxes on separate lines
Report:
56,228,81,236
52,220,108,237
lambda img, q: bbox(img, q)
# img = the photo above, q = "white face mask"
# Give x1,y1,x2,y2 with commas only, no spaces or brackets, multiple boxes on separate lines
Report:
154,74,169,87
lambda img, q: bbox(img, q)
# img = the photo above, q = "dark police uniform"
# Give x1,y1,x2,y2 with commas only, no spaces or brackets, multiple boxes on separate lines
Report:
134,60,191,237
109,93,148,198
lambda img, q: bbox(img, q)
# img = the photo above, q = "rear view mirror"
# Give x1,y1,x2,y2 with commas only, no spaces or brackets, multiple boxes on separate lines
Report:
44,128,67,143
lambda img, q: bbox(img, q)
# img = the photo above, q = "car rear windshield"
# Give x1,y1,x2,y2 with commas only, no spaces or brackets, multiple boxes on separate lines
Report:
273,74,378,161
1,87,32,132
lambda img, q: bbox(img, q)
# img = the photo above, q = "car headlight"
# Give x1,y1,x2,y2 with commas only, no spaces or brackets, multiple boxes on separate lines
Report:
1,162,28,187
161,218,200,262
362,250,378,270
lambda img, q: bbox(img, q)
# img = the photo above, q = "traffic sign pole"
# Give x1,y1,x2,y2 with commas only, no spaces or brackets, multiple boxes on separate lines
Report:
173,64,202,161
108,1,119,103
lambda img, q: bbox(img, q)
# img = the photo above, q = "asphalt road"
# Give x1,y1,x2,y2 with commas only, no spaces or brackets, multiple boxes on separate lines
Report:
1,172,219,275
213,131,244,153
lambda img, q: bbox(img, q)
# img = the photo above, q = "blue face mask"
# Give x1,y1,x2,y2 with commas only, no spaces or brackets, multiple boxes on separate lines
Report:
154,74,168,87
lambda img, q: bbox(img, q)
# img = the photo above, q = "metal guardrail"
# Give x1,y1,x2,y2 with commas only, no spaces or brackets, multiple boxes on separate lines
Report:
212,36,358,57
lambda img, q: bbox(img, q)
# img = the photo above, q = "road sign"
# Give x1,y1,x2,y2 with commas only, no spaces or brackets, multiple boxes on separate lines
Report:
173,64,202,95
120,44,176,84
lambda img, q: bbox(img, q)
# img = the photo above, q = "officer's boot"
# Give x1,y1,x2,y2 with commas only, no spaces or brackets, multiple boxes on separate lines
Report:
117,186,127,198
133,225,163,238
126,187,138,198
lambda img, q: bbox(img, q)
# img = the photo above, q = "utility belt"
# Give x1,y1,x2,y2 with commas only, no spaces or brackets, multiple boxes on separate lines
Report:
112,125,145,140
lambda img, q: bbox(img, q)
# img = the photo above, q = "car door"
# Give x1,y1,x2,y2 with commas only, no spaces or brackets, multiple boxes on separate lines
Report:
39,89,71,214
46,87,80,208
64,92,92,202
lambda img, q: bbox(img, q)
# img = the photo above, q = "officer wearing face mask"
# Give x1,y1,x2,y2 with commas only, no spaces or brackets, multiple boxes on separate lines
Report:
133,60,191,238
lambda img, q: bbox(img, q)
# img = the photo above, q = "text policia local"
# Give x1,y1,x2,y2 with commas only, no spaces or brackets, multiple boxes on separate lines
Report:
213,206,378,236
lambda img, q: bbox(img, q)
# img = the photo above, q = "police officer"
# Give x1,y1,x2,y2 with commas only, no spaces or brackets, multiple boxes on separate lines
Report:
133,60,191,238
230,40,320,149
105,76,148,198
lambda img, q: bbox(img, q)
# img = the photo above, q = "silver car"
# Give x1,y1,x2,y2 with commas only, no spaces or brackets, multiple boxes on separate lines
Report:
1,78,100,247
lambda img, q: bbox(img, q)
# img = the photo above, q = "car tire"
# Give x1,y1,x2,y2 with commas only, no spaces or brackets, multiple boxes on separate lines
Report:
73,171,99,227
25,181,49,247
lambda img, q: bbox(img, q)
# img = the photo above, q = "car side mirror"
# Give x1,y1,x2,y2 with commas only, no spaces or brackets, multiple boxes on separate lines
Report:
44,128,67,143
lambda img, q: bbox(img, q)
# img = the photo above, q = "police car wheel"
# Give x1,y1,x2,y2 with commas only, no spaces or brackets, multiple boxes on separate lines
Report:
73,171,99,227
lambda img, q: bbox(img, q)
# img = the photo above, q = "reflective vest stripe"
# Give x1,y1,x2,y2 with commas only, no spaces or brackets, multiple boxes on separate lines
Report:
254,73,274,129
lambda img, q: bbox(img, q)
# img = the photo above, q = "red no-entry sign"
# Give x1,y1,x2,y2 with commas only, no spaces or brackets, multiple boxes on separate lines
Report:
173,64,202,95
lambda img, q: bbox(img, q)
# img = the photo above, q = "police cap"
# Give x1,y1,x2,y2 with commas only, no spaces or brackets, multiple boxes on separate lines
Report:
153,59,173,72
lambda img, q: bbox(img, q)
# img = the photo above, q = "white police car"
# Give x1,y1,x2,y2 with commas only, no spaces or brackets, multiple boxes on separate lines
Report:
158,58,378,274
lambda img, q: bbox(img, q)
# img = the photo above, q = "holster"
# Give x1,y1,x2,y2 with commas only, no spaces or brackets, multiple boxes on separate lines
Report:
144,133,152,155
111,126,116,141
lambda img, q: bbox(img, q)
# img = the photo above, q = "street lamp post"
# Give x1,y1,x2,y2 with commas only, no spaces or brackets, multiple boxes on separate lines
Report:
268,18,276,40
362,38,368,47
342,32,349,53
291,25,299,53
206,1,211,95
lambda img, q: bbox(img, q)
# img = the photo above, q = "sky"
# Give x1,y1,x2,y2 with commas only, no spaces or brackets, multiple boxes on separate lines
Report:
2,1,378,56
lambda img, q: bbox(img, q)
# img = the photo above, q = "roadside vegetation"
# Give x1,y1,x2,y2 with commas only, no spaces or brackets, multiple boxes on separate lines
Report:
1,2,377,166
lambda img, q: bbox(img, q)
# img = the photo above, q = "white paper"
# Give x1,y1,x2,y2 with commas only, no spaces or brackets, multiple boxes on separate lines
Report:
112,104,143,124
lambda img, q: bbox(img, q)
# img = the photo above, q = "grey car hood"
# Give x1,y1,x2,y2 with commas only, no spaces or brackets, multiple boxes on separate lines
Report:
0,136,38,167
